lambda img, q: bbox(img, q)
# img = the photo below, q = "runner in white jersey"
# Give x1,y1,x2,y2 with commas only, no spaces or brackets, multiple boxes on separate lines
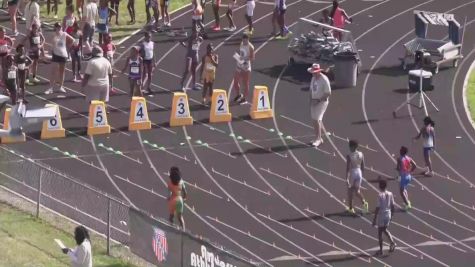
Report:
372,179,396,256
346,140,368,214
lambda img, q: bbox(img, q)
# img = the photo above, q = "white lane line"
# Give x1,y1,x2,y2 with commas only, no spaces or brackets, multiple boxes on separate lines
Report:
451,198,475,212
212,168,271,196
97,143,143,164
142,140,190,161
259,167,320,193
359,1,475,253
136,132,271,265
185,181,224,199
90,136,138,209
305,163,369,190
158,68,182,78
205,216,320,267
256,213,372,263
411,207,475,233
114,174,167,199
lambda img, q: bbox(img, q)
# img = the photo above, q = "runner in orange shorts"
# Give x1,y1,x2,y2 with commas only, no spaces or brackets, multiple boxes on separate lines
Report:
167,166,187,229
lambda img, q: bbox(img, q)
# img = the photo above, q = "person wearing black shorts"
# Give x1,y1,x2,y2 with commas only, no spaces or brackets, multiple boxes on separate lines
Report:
180,30,203,91
127,0,135,24
4,55,18,104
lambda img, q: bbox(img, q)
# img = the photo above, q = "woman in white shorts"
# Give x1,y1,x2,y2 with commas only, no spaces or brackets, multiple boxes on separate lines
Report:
372,179,396,256
346,139,369,214
308,63,331,147
245,0,255,34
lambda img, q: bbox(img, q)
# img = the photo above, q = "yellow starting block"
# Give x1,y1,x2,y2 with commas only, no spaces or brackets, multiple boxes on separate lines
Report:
170,92,193,127
87,101,111,136
129,97,151,131
1,108,26,144
209,89,232,123
250,85,273,119
40,104,65,139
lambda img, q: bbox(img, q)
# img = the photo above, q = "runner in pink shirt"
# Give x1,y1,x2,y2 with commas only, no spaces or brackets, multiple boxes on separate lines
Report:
330,0,352,40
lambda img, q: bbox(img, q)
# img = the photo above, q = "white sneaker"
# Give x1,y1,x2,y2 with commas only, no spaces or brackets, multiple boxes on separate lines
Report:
312,139,322,147
58,87,66,93
45,88,54,95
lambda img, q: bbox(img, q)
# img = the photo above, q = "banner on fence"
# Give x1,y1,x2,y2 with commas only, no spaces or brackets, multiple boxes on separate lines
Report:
129,208,258,267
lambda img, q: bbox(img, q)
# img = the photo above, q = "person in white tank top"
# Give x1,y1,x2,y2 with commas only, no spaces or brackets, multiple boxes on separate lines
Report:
346,140,368,214
414,116,435,177
372,179,396,256
46,22,74,95
232,33,254,105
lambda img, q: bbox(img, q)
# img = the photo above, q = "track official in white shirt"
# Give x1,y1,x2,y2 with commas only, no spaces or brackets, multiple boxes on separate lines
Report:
62,226,93,267
308,63,331,147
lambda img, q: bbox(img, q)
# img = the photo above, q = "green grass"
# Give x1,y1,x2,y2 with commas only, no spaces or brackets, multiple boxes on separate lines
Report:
0,202,136,267
39,0,190,42
467,70,475,122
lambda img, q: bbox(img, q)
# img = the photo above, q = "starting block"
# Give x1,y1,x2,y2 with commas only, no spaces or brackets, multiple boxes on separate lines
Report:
170,92,193,127
1,108,26,144
250,85,273,120
87,101,110,136
129,97,151,131
210,89,232,123
40,104,65,139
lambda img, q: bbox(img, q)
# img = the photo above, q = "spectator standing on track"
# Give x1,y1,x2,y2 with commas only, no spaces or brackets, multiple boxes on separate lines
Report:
0,27,13,85
200,43,218,105
61,225,93,267
244,0,256,35
109,0,120,25
414,116,435,177
24,0,40,31
180,29,203,91
4,55,18,104
346,140,369,214
396,146,417,210
82,46,112,104
96,0,116,45
225,0,237,31
46,23,74,95
47,0,59,19
160,0,170,26
14,45,32,103
121,46,143,97
22,23,44,85
101,32,117,93
330,0,352,41
211,0,221,31
8,0,20,36
140,31,158,95
232,33,254,105
127,0,136,24
83,0,98,51
308,63,330,147
168,166,187,230
70,22,83,83
372,179,396,256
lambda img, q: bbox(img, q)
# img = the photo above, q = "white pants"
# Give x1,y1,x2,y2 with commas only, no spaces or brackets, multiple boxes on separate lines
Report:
349,168,363,189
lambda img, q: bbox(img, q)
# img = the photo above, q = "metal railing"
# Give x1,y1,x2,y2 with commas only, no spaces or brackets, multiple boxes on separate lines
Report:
0,146,129,254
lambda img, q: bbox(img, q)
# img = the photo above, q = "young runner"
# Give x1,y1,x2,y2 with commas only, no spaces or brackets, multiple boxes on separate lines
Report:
70,22,83,82
273,0,290,39
180,29,203,91
96,0,116,44
346,140,369,214
211,0,221,31
140,31,158,95
101,32,117,93
200,43,218,104
168,166,187,230
62,5,77,35
121,46,143,97
414,116,435,177
191,0,205,35
4,55,18,104
330,0,352,41
14,45,32,103
244,0,255,35
396,146,417,210
372,179,396,256
127,0,136,24
22,23,44,85
232,33,254,105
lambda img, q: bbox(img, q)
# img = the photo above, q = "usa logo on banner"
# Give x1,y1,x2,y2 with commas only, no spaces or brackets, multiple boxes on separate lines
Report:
152,227,168,263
